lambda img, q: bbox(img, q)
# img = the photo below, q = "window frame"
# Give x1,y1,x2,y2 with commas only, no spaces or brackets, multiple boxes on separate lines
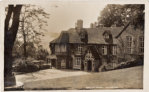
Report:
104,33,109,39
126,36,132,54
75,57,81,66
102,45,107,55
139,36,144,53
112,45,117,55
78,44,82,53
55,44,67,53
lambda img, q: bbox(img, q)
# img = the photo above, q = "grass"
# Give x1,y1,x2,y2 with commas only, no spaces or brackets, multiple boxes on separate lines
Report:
24,66,143,90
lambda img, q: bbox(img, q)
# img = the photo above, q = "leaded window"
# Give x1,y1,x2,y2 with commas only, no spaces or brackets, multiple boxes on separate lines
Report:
126,36,132,54
139,36,144,53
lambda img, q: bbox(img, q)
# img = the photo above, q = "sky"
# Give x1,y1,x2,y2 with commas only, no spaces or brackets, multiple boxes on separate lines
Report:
38,2,107,51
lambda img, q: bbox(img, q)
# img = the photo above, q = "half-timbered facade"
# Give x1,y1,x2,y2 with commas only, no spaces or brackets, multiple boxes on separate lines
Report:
49,20,144,72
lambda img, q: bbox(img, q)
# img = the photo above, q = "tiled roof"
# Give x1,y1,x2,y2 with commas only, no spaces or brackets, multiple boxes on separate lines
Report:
50,26,142,45
50,31,69,44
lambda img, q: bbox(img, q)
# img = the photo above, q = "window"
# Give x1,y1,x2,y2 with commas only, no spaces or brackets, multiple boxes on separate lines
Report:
55,44,66,52
112,46,117,55
75,57,81,65
78,45,82,52
139,36,144,53
60,44,66,52
55,45,60,52
104,33,109,39
126,36,132,54
102,45,107,55
80,33,85,39
86,50,92,59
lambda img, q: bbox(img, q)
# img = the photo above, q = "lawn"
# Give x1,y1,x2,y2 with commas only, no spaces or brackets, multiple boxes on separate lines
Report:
23,66,143,90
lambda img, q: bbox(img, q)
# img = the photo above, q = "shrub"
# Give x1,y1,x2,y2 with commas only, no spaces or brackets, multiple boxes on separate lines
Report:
15,60,39,73
40,64,51,70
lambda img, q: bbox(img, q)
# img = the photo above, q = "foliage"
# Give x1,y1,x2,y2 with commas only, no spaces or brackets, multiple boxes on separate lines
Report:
15,60,39,73
36,45,49,60
40,64,51,70
16,5,49,58
98,4,144,29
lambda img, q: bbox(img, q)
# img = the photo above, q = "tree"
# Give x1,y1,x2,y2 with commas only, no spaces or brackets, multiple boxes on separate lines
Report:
17,5,49,59
98,4,144,29
37,45,49,60
4,5,22,83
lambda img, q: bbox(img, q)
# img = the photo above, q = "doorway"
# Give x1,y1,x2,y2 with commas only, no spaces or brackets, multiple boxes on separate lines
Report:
87,60,92,71
51,59,56,67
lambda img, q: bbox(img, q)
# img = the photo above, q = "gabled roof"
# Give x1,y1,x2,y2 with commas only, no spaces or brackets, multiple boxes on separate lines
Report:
50,26,143,45
50,31,69,44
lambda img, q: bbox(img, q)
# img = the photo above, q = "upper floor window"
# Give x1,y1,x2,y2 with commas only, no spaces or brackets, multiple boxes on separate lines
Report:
55,45,60,52
104,33,109,39
112,46,117,55
55,44,66,53
126,36,132,54
139,36,144,53
86,50,92,59
78,45,82,52
61,44,67,52
80,33,85,39
102,45,107,55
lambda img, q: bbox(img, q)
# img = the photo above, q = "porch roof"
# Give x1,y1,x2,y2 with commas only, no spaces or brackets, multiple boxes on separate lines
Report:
47,55,57,59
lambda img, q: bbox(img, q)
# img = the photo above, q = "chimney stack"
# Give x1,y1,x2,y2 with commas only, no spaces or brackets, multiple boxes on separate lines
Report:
75,19,83,29
90,23,94,28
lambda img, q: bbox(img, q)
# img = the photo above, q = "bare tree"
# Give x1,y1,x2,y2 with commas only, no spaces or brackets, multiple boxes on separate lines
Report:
17,5,49,59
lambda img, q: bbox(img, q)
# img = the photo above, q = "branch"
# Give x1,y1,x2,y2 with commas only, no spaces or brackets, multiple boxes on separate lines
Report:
115,22,130,38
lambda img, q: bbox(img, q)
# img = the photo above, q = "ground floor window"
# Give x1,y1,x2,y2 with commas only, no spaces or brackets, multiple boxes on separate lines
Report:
75,57,81,66
112,46,117,55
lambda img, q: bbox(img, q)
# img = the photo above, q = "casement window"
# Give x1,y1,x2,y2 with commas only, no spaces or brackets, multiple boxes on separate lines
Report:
86,50,92,59
78,45,82,52
80,33,85,39
112,46,117,55
139,36,144,53
75,57,81,65
55,45,60,52
126,36,132,54
104,33,109,39
102,45,107,55
60,44,67,52
55,44,66,52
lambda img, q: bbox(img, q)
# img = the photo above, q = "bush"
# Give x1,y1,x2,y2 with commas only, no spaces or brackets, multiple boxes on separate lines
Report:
116,58,143,69
15,60,39,73
40,64,51,70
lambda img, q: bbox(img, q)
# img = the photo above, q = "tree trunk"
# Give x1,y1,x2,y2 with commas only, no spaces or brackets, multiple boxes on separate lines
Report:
21,18,27,59
4,5,22,86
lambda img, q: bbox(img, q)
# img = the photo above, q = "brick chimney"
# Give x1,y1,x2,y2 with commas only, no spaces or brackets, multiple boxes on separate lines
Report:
90,23,94,28
75,19,83,30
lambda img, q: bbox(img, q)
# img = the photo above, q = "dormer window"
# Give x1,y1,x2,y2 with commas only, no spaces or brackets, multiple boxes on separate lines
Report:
103,30,111,39
104,33,109,39
80,33,85,39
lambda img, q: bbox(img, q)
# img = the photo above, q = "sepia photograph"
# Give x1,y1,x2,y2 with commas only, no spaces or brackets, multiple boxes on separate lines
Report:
1,1,145,91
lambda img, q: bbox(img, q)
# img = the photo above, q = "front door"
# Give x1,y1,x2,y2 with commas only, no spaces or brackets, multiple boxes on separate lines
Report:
51,59,56,67
87,60,92,71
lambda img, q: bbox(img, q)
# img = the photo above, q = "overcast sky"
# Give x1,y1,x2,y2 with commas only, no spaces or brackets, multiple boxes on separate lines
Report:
38,2,107,51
